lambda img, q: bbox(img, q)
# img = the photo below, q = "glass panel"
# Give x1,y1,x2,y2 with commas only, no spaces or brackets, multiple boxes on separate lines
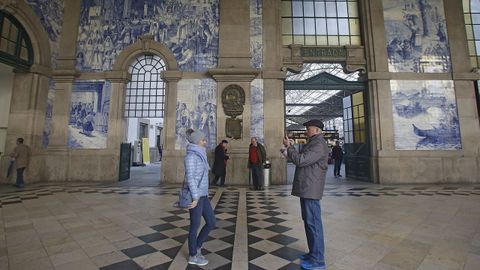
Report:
350,35,361,45
316,35,328,45
283,18,293,34
338,19,349,35
471,41,478,55
347,1,359,17
325,2,337,17
465,14,472,25
293,18,304,34
2,20,10,39
354,132,360,143
283,35,293,45
473,0,480,12
466,25,474,40
8,25,17,40
328,35,339,45
343,96,351,108
7,41,15,54
358,105,364,117
20,47,27,60
315,1,326,17
0,38,7,52
292,1,303,16
304,18,315,34
471,57,477,67
337,2,348,17
464,0,470,12
473,14,480,24
294,35,305,44
315,18,327,35
474,24,480,38
352,92,363,106
339,36,350,45
303,1,314,17
305,35,316,45
281,1,292,17
349,19,360,35
327,18,338,35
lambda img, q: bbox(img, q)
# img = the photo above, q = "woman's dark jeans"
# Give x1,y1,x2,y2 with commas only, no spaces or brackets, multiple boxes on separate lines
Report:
188,196,216,256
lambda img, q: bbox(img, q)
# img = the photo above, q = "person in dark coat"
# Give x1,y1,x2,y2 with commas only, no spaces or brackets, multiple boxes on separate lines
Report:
212,140,229,186
331,141,343,178
282,119,329,270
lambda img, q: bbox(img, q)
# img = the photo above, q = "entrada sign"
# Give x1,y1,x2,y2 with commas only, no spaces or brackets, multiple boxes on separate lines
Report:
301,47,347,59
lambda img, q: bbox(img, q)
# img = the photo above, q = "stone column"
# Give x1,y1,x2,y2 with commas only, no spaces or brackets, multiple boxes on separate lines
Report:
211,73,258,185
263,0,287,184
208,0,259,184
44,0,82,182
161,70,183,183
360,0,391,183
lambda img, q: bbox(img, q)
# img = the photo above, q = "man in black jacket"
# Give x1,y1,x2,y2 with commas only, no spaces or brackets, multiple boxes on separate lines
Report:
331,141,343,177
212,140,229,186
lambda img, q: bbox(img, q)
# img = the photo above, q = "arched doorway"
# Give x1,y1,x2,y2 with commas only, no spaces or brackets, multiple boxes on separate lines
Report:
122,54,167,184
284,63,371,183
0,10,34,156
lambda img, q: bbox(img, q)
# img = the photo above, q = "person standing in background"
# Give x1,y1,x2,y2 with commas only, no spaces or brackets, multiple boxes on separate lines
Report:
212,140,229,187
248,137,266,191
331,141,343,178
9,138,31,188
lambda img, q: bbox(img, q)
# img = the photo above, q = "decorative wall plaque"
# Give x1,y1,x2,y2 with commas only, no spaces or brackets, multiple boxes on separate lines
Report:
222,84,245,139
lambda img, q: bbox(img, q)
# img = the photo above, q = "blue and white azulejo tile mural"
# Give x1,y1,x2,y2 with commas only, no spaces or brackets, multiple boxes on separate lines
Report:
26,0,64,67
383,0,451,73
175,79,217,150
68,81,111,149
76,0,219,72
251,79,264,144
391,80,461,150
250,0,263,69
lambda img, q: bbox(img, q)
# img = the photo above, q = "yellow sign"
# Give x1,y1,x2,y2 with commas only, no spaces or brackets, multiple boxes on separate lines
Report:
142,138,150,164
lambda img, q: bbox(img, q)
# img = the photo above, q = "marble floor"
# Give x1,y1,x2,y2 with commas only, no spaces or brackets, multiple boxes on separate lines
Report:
0,179,479,270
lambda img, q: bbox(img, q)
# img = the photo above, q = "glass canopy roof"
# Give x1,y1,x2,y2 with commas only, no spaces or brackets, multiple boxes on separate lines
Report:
285,63,360,128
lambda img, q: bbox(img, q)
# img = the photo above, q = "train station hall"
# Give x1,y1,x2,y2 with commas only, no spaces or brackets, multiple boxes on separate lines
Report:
0,0,479,269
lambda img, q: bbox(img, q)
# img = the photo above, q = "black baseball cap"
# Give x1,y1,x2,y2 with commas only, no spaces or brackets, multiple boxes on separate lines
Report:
303,119,324,130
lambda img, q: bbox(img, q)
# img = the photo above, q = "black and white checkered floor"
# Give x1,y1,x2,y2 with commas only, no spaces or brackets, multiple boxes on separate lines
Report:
0,183,479,270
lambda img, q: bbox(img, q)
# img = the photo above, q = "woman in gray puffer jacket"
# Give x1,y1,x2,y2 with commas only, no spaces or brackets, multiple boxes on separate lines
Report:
184,129,216,266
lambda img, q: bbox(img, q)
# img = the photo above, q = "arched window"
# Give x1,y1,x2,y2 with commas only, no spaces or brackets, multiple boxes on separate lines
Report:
125,54,166,118
281,0,361,46
0,11,33,69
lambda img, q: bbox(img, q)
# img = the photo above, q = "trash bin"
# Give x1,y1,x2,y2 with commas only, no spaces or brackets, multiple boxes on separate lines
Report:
263,160,271,187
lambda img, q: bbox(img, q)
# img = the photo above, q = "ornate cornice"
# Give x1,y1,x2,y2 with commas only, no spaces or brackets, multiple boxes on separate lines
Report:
208,68,260,82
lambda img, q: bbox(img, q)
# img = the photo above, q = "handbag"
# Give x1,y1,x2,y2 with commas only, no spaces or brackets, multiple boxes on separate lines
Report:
174,169,205,209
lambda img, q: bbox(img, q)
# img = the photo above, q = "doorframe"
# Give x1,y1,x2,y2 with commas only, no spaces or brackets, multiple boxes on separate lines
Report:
284,71,372,182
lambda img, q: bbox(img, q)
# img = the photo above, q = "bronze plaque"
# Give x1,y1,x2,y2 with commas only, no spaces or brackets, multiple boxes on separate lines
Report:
226,118,242,140
222,85,245,139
